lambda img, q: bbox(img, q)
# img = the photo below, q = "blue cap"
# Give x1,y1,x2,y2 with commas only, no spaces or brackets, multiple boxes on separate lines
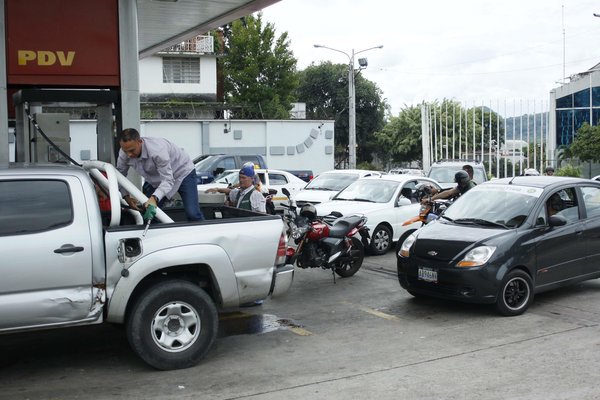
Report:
240,162,255,177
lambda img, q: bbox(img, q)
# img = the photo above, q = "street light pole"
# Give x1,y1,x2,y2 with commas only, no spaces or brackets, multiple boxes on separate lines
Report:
314,44,383,169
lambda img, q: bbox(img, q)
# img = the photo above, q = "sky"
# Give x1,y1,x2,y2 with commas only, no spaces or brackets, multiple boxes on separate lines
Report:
260,0,600,116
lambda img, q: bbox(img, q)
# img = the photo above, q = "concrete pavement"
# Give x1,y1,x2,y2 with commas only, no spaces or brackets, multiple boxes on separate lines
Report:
2,251,600,399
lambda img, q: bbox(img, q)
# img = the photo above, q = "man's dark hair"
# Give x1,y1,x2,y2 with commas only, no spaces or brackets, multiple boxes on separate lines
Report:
118,128,141,142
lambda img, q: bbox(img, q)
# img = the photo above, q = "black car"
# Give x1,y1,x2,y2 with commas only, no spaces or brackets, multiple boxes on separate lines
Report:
397,176,600,316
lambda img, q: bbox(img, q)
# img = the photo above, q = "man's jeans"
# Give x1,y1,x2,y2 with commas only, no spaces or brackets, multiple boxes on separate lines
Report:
144,169,204,221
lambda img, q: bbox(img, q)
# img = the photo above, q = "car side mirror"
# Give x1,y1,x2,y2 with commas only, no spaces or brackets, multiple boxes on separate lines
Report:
548,215,567,227
396,197,412,207
214,167,225,176
282,188,291,198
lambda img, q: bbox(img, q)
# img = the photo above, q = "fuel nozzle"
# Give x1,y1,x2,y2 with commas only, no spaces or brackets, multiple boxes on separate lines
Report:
142,204,157,237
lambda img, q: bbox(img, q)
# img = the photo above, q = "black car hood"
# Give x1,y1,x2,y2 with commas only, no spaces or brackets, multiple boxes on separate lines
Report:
413,220,512,262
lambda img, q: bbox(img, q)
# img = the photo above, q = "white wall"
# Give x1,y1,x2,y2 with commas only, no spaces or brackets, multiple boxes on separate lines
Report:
138,55,217,95
140,120,203,158
55,119,335,175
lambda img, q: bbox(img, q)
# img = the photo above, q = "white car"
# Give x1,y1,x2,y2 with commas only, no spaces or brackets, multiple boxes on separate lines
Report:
197,168,306,211
293,169,382,208
314,175,441,255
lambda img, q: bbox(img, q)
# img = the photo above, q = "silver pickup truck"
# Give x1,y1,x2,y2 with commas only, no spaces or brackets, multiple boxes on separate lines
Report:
0,161,294,370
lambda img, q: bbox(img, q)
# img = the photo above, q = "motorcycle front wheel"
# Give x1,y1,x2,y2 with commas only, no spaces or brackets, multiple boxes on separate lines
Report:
334,237,364,278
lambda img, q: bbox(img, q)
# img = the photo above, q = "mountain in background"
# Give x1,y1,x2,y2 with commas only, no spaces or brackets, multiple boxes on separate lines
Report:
503,112,548,142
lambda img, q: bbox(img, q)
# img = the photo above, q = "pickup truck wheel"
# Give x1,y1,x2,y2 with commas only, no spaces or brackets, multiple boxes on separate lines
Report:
126,280,218,370
334,237,364,277
369,224,392,255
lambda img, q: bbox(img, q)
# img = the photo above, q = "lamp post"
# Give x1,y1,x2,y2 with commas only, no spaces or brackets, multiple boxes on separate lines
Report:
313,44,383,169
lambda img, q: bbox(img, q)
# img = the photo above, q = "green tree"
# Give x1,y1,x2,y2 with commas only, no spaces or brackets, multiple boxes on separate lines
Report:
374,104,422,166
571,123,600,163
375,100,505,168
221,13,298,119
296,61,387,165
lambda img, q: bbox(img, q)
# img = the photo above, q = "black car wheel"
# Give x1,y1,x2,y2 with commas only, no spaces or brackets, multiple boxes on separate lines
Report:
495,270,533,316
370,224,392,255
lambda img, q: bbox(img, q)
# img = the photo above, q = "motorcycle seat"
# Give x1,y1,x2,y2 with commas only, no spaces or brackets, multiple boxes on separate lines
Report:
328,215,363,238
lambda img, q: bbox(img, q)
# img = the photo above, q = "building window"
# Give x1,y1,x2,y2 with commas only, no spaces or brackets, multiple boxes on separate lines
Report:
162,57,200,83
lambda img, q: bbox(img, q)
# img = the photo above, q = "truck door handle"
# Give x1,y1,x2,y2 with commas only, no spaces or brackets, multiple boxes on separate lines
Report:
54,245,85,254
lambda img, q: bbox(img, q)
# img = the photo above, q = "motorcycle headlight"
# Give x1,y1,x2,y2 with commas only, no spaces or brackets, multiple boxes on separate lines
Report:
457,246,496,267
398,233,417,258
291,226,307,240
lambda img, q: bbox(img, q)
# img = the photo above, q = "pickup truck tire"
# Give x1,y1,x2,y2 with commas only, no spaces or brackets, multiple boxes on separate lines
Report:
126,280,218,370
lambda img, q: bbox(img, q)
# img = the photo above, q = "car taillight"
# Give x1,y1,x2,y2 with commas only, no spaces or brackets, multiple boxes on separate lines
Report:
286,247,295,257
275,230,287,265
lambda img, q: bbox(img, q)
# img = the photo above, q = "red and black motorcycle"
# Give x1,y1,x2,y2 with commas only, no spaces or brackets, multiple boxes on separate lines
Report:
281,188,370,280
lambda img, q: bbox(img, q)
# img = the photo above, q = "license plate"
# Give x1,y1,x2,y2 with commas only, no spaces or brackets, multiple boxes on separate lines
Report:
418,267,438,283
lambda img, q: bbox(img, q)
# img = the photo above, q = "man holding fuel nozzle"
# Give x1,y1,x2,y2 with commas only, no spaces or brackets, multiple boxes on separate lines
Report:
116,128,204,221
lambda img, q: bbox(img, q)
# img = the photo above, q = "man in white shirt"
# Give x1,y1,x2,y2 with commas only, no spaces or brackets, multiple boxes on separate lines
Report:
116,128,204,221
228,163,266,213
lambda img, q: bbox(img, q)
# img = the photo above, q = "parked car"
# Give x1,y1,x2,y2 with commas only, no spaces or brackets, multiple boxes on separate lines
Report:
591,175,600,181
389,168,425,176
293,169,381,208
397,176,600,316
285,170,314,183
0,161,293,370
427,160,487,189
193,154,267,184
198,168,307,211
313,175,441,255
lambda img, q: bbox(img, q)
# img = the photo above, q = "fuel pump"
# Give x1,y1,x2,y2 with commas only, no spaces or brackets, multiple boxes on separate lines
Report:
12,89,120,164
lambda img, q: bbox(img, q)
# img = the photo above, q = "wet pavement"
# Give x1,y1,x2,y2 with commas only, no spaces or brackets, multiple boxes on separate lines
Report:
3,250,600,399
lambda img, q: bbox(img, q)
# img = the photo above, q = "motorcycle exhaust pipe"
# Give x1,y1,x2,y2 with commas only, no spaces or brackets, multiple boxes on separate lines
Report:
328,251,342,263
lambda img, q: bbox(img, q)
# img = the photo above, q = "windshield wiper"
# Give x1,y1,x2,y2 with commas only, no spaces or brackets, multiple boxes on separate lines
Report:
353,198,375,203
453,218,508,229
440,215,453,222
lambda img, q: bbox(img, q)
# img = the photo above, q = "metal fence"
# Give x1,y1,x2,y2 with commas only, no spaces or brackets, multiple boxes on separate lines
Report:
421,100,551,178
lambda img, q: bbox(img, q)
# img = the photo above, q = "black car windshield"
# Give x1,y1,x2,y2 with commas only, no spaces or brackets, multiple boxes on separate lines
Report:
335,179,398,203
443,184,543,228
305,173,359,191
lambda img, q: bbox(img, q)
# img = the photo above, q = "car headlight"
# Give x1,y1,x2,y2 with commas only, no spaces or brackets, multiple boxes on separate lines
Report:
398,233,417,258
457,246,496,267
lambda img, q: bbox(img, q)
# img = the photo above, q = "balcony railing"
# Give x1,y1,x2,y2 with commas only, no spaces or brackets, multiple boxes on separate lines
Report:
160,35,214,54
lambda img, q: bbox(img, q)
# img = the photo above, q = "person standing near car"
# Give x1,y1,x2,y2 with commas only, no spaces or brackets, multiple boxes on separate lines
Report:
462,164,476,183
227,162,266,213
545,166,555,176
116,128,204,221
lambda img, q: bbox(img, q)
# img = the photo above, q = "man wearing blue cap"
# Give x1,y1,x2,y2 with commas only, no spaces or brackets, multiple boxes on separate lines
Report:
228,162,266,213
